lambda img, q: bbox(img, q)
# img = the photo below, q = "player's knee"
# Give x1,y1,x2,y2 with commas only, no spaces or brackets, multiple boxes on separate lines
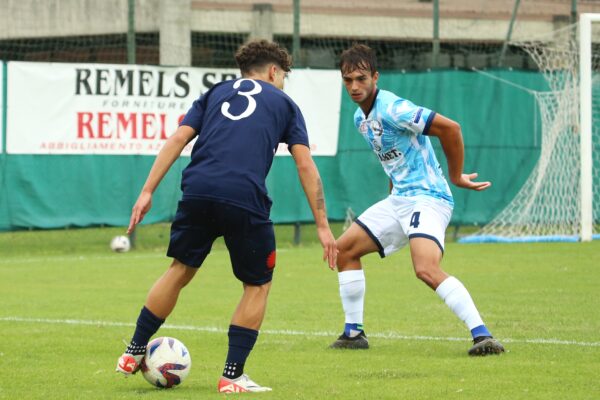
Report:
169,260,197,288
258,282,272,295
414,265,436,285
414,263,447,289
336,251,349,268
244,281,272,298
336,243,360,267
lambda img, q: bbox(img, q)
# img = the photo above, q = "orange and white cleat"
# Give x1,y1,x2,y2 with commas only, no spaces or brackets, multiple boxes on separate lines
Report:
218,374,272,393
116,353,144,376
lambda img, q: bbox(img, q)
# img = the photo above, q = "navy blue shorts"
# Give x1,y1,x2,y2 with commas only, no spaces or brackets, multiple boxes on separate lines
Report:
167,199,276,285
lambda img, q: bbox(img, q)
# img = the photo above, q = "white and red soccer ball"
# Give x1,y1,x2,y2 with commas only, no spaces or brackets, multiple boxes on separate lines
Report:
141,337,192,388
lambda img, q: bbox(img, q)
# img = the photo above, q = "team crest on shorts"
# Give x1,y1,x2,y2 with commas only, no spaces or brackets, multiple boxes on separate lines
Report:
266,250,276,269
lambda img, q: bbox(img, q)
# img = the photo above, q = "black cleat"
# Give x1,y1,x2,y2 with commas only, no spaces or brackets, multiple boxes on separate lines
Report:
468,336,505,356
329,331,369,349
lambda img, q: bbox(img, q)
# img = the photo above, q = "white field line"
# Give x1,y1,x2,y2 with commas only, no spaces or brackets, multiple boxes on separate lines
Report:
1,316,599,348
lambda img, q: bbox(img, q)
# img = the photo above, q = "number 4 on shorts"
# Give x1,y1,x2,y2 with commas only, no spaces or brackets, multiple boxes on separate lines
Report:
410,211,421,228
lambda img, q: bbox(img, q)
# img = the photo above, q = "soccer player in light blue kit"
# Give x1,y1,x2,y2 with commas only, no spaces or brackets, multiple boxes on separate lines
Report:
329,44,504,356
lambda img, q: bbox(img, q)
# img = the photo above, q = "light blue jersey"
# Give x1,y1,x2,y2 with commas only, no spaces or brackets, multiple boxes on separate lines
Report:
354,89,454,206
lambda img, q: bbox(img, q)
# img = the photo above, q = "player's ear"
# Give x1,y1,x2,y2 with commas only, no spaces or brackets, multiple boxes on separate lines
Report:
268,64,278,82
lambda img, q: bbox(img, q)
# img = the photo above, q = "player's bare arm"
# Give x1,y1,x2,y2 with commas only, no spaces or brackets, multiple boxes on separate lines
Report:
290,144,338,269
127,125,197,233
427,114,491,191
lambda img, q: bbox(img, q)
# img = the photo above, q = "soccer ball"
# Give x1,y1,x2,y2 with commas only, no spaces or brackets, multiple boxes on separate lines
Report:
141,337,192,388
110,235,130,252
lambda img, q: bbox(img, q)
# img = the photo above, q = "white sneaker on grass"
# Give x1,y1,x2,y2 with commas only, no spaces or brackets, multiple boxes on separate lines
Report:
218,374,272,393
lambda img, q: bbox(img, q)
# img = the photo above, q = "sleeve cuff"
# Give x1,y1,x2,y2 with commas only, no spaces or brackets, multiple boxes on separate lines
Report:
422,111,437,136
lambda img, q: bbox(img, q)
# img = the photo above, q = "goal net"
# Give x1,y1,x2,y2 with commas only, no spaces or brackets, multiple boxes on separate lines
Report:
461,15,600,243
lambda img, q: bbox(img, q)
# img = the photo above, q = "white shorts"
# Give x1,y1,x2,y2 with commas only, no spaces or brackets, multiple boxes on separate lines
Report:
355,195,453,257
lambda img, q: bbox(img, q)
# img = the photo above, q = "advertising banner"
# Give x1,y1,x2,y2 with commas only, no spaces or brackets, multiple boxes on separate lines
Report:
6,62,340,156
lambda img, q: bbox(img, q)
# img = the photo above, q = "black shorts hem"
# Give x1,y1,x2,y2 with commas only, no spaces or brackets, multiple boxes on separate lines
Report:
355,219,386,258
408,233,444,254
166,253,203,269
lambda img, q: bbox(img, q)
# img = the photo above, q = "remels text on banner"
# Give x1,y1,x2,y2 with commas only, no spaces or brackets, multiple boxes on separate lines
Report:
6,62,341,156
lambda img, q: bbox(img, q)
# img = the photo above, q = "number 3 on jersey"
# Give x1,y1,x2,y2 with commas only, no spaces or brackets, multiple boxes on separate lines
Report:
221,79,262,121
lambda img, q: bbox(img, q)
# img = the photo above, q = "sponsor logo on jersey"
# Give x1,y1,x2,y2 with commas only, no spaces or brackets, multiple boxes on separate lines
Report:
377,149,401,161
407,108,423,129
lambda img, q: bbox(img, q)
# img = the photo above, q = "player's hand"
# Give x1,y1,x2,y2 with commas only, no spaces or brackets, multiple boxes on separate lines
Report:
127,191,152,234
453,172,491,191
317,226,338,270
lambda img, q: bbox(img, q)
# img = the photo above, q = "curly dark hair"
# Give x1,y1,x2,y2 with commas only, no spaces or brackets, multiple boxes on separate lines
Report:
235,39,292,75
339,44,378,76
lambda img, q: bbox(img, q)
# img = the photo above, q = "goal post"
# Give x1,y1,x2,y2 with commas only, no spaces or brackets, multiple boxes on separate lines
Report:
579,13,600,242
461,14,600,243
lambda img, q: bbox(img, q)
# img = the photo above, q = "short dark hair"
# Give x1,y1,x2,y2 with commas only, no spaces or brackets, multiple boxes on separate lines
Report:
339,44,378,76
235,39,292,75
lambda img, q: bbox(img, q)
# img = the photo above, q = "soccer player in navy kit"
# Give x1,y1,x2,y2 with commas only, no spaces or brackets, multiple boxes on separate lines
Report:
116,40,337,393
329,44,504,356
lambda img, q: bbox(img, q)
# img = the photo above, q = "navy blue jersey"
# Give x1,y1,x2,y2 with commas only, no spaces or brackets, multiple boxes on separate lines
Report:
179,78,309,217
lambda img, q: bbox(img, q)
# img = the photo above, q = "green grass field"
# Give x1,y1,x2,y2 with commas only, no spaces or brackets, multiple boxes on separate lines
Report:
1,224,599,399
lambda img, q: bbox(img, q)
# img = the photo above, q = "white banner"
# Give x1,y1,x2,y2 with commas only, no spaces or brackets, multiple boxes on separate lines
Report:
6,62,340,156
281,69,341,156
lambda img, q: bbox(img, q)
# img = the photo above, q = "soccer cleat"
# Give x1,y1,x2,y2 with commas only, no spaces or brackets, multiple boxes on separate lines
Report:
468,336,505,356
218,374,272,393
116,353,145,375
329,330,369,349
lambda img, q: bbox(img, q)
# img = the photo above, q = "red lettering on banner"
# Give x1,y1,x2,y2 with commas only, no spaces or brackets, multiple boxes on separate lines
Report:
77,112,95,138
141,113,156,139
76,112,171,141
160,114,168,139
117,113,137,139
97,112,112,139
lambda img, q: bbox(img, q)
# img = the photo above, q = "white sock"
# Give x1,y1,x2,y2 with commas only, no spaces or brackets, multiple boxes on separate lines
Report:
338,269,365,335
435,276,484,330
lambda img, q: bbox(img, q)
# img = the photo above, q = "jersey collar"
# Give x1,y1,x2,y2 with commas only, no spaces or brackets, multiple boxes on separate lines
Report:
363,89,379,119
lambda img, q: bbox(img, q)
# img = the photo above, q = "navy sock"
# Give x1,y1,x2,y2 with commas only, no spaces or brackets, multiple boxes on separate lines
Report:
223,325,258,379
127,306,165,354
344,323,364,337
471,324,492,339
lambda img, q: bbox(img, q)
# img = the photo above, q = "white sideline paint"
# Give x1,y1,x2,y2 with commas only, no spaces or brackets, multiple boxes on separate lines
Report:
1,316,599,348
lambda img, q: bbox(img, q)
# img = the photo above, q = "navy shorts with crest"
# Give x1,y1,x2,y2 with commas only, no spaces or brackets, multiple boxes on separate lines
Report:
167,199,276,285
